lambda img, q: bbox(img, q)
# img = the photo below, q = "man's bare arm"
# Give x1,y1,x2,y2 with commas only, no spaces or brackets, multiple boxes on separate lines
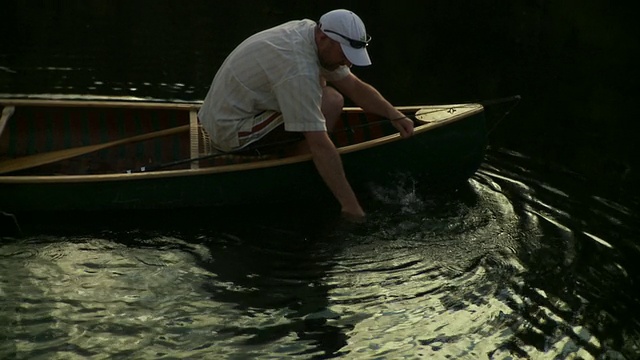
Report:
332,73,414,138
304,131,365,219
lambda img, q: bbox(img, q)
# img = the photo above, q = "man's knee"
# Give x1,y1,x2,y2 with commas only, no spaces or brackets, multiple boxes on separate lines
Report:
323,86,344,112
322,86,344,131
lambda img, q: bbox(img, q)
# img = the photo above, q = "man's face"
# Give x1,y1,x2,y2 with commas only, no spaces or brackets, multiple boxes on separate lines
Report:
318,37,352,71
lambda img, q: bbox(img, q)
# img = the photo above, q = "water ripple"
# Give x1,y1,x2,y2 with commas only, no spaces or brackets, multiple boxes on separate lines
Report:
2,148,639,359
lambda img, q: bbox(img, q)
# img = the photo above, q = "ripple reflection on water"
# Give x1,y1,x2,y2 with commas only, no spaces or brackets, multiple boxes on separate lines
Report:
1,149,639,359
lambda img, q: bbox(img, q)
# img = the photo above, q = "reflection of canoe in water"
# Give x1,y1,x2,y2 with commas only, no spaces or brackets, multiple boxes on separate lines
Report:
0,99,486,212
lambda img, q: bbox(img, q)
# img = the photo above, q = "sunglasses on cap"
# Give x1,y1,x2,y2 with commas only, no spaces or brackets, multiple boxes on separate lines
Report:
323,29,371,49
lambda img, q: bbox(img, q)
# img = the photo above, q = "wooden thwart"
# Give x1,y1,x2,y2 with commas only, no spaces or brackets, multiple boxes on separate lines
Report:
0,124,189,174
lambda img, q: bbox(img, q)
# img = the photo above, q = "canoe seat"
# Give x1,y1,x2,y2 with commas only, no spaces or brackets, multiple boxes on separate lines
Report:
197,122,215,156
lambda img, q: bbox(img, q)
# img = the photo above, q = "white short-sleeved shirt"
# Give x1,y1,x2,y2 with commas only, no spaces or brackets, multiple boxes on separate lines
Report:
198,19,350,151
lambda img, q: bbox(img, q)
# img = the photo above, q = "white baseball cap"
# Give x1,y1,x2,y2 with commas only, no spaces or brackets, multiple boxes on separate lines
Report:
319,9,372,66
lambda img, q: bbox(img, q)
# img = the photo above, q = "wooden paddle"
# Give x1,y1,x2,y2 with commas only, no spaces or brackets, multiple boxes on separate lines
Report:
0,124,189,174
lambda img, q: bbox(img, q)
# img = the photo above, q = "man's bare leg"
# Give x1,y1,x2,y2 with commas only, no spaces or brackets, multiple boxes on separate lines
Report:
292,85,344,155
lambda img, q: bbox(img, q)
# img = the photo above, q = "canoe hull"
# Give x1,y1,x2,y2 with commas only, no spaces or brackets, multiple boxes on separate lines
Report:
0,100,486,213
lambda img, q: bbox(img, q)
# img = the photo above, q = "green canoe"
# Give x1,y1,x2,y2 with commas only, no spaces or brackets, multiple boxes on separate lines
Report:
0,99,486,213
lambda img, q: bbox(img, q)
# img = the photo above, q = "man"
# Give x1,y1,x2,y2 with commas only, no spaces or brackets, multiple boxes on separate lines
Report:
199,9,414,220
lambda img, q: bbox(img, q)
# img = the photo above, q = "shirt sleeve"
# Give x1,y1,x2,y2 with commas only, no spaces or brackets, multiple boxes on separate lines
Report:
272,74,328,132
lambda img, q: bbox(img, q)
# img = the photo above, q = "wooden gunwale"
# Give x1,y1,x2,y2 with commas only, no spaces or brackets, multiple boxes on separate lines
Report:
0,98,430,112
0,99,201,110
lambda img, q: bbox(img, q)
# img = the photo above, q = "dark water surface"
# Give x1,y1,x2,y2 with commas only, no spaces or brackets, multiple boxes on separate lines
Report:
2,151,639,359
2,1,639,359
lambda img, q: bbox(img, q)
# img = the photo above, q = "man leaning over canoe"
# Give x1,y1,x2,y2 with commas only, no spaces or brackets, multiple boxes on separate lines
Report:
198,9,414,221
